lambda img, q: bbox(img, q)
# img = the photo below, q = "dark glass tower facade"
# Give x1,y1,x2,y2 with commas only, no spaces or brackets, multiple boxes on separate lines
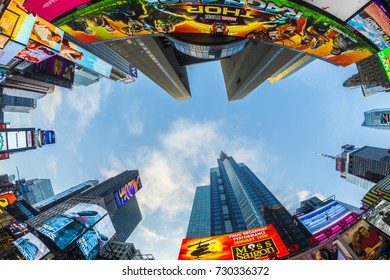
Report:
186,152,311,250
81,170,143,242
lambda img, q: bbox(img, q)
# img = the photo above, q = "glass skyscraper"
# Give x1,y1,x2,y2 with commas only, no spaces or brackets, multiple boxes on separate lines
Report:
186,152,311,251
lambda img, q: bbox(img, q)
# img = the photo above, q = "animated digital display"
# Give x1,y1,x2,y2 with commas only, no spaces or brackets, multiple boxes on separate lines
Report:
113,175,142,208
6,131,27,150
13,232,50,260
377,47,390,82
292,238,353,260
365,200,390,238
178,225,289,260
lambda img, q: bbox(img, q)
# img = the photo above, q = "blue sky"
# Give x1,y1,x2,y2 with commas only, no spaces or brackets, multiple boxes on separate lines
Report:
1,58,390,259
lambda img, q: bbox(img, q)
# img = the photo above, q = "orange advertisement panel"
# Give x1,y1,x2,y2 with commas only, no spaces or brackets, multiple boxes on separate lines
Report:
0,193,17,208
178,225,289,260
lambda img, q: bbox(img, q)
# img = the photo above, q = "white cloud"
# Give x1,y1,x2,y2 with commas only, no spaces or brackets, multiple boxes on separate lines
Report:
65,79,112,130
123,104,144,136
37,87,63,127
136,225,168,242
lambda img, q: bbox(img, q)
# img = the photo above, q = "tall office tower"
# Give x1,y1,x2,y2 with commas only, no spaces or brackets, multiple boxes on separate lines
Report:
186,151,311,250
0,94,37,113
343,55,390,97
97,241,155,260
80,170,143,242
323,144,390,190
362,108,390,129
103,36,313,101
32,180,99,212
16,179,55,205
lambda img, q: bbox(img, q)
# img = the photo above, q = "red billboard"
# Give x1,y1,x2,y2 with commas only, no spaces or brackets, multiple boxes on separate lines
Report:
178,225,289,260
26,0,377,66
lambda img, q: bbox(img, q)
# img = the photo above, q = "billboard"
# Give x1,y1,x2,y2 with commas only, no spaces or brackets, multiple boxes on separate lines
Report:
0,193,17,208
347,2,390,51
178,225,289,260
58,38,112,78
33,55,75,83
365,200,390,238
36,203,107,250
0,40,25,65
340,219,388,260
299,0,370,22
381,113,390,124
76,214,116,260
32,0,376,66
6,130,27,150
16,40,58,63
13,232,50,260
335,157,346,172
361,175,390,206
297,200,352,235
291,238,354,260
113,175,142,208
29,16,64,52
377,47,390,82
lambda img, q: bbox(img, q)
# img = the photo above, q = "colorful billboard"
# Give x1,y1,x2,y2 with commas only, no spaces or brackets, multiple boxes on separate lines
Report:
0,193,17,208
33,55,75,83
299,0,370,22
113,174,142,208
32,0,376,66
23,0,94,22
36,203,107,250
381,113,390,124
76,215,116,260
178,225,289,260
0,40,25,65
365,200,390,238
340,219,388,260
13,232,50,260
361,175,390,206
29,16,64,52
347,1,390,51
58,38,112,78
291,238,354,260
297,200,352,234
16,40,58,63
377,47,390,82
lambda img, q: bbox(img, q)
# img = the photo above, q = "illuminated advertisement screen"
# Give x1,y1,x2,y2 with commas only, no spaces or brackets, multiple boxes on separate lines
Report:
33,55,75,83
58,38,112,78
16,40,58,63
377,47,390,82
37,0,376,66
380,113,390,124
347,2,390,50
36,203,107,250
76,215,116,260
0,131,8,152
361,175,390,206
13,232,50,260
297,200,351,235
340,219,389,260
335,157,346,172
178,225,289,260
6,130,27,150
292,238,353,260
0,40,25,65
365,200,390,238
300,0,370,22
44,130,56,144
26,130,33,147
23,0,95,22
113,175,142,208
0,193,17,208
29,16,65,52
6,0,37,45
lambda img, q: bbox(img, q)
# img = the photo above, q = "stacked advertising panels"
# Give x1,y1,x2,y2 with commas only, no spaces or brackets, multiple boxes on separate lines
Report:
178,225,289,260
13,232,50,260
36,202,116,260
0,0,112,78
295,200,360,244
23,0,390,66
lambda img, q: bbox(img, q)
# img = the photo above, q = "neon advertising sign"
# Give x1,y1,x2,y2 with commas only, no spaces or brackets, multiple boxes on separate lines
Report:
113,175,142,208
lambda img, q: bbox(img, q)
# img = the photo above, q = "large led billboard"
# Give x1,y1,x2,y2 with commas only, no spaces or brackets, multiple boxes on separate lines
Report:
299,0,370,22
36,203,107,250
365,200,390,238
13,232,50,260
297,200,352,234
291,238,354,260
16,40,58,63
6,130,27,150
377,47,390,82
361,175,390,206
340,219,389,260
33,55,75,83
347,1,390,51
113,174,142,208
0,40,25,65
178,225,289,260
29,16,65,52
25,0,376,66
76,214,116,260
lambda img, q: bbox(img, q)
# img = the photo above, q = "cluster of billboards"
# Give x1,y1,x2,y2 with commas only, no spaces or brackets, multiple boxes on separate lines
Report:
36,202,116,260
178,225,289,260
20,0,390,67
0,0,112,78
